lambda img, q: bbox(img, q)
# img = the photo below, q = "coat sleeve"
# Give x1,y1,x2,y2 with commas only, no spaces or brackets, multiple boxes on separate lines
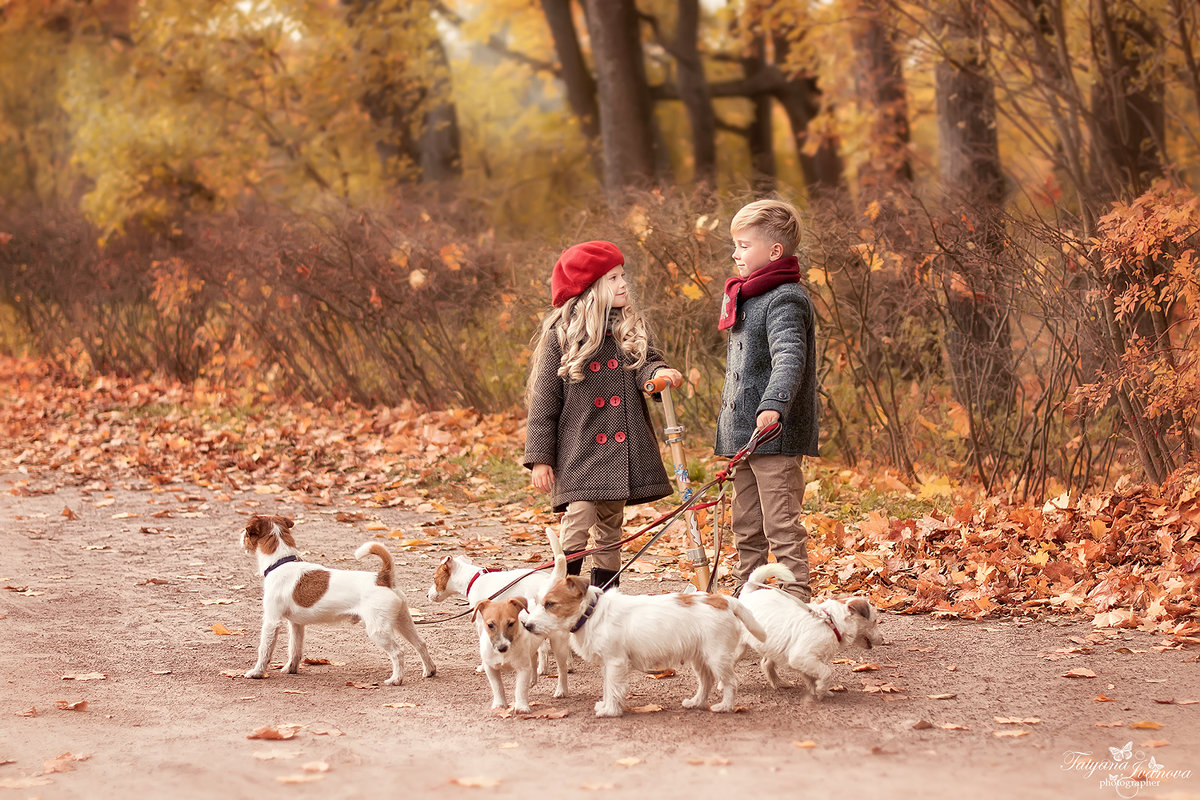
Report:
636,342,671,401
523,335,564,470
757,289,811,419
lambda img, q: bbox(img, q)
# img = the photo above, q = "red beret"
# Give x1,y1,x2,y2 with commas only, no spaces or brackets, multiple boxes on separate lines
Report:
551,241,624,307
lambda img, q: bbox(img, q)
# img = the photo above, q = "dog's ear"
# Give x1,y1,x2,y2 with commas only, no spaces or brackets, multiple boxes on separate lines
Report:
439,556,452,566
508,596,529,613
274,517,297,548
846,597,873,618
272,515,294,529
472,600,490,621
565,575,589,597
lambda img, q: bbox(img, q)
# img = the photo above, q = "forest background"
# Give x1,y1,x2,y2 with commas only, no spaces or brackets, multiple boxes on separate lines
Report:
1,0,1199,632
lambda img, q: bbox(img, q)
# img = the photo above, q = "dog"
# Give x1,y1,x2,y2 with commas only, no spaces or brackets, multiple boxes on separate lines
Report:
473,597,542,713
241,514,436,685
736,563,883,697
524,576,766,717
428,554,571,698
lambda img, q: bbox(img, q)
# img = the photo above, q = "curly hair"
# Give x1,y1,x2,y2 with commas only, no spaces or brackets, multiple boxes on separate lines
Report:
525,276,650,406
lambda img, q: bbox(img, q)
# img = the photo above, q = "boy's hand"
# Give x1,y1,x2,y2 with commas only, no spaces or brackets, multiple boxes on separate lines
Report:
653,368,684,389
755,410,780,430
532,464,555,493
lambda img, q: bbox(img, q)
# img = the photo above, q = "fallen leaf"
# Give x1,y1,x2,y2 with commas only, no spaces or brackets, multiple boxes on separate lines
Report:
200,599,234,606
646,669,676,680
211,623,245,636
302,657,334,666
0,776,52,789
17,707,38,717
1095,721,1125,728
346,682,377,689
614,757,642,767
61,506,77,520
1130,721,1163,730
247,726,297,740
61,672,106,681
42,752,89,774
137,578,168,585
851,663,881,672
498,742,519,750
629,704,664,714
928,693,957,700
364,521,388,531
936,722,970,731
1141,739,1170,748
581,783,616,791
792,740,817,749
1093,694,1116,702
301,762,330,773
1061,668,1097,678
383,702,418,709
55,700,88,712
277,774,323,784
994,717,1041,725
219,669,245,678
449,777,501,788
993,730,1031,738
912,720,933,730
687,756,731,766
253,750,300,760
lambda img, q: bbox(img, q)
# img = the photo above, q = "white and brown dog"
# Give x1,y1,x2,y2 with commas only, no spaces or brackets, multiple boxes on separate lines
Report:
524,576,767,717
428,554,571,698
736,563,883,697
241,515,436,685
473,596,542,713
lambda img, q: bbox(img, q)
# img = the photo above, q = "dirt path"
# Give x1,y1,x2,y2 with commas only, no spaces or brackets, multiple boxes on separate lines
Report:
1,471,1197,799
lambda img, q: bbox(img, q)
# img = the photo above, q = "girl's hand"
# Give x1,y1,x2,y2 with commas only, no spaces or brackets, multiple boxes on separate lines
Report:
532,464,555,493
654,368,684,389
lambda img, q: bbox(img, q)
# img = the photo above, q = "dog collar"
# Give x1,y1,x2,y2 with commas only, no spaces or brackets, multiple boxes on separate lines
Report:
818,608,842,643
465,568,493,596
570,593,600,633
263,554,301,578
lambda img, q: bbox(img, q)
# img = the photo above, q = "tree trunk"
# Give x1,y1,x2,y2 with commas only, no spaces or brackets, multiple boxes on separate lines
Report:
848,0,913,195
675,0,716,187
771,33,843,196
934,1,1014,430
539,0,600,145
583,0,657,199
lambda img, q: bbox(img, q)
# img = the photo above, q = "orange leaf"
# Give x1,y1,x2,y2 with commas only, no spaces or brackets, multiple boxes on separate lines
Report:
1130,721,1163,730
1061,668,1097,678
247,726,297,740
55,700,88,712
449,777,500,788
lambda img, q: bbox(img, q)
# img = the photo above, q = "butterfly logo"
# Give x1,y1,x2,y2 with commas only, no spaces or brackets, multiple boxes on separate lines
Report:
1147,756,1163,770
1109,741,1133,762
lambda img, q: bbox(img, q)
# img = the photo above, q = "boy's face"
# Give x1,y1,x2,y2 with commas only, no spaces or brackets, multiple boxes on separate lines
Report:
730,228,782,277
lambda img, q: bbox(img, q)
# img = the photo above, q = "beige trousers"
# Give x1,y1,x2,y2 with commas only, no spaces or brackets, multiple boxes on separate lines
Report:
560,499,625,571
731,453,810,599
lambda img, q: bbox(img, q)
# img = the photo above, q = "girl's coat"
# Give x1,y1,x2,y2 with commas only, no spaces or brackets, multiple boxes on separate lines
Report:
524,329,671,512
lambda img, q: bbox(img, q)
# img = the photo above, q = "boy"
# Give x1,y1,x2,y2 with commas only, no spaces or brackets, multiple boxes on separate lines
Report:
715,199,819,600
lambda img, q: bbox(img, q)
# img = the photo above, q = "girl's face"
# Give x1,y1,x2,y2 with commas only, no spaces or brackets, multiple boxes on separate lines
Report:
731,228,782,277
602,265,628,308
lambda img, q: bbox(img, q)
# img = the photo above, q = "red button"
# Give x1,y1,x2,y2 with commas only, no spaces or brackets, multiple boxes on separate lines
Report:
614,431,626,443
609,396,621,407
589,361,601,372
594,397,605,408
607,359,619,369
596,433,608,444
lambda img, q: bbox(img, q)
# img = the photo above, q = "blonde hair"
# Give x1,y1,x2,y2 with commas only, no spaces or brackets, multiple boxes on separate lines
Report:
526,276,650,403
730,198,803,255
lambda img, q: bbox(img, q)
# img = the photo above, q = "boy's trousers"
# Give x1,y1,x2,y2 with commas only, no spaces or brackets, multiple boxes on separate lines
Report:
731,453,811,599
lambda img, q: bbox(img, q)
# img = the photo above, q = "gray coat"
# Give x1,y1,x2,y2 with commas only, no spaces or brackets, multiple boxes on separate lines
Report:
715,282,819,457
524,330,672,513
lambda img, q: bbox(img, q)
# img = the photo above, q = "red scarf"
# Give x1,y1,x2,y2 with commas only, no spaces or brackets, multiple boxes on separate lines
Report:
718,256,801,330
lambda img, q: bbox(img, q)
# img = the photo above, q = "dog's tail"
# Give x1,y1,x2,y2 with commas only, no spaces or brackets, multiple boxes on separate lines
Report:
745,563,795,591
355,542,395,588
727,596,767,642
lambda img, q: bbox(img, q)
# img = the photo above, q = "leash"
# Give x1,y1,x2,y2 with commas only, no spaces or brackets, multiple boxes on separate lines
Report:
414,423,782,623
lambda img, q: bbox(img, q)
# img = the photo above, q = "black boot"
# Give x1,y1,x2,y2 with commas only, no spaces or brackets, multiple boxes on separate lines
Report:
590,567,620,590
565,550,584,577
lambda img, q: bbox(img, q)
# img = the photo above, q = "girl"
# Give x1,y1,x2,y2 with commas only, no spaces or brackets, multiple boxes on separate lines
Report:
523,241,682,588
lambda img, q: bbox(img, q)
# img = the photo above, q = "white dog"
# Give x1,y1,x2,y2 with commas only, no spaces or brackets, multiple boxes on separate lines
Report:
524,576,766,717
428,554,571,698
473,597,542,713
736,563,883,697
241,514,436,685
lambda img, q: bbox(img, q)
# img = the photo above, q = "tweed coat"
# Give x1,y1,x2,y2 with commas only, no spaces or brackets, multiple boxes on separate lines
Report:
715,282,819,458
524,329,673,513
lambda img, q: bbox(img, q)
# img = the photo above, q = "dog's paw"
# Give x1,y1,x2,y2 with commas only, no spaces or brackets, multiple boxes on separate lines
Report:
709,702,734,713
244,669,266,679
422,665,436,678
553,685,567,699
594,701,623,718
681,696,704,709
384,676,402,686
514,704,532,714
280,664,299,674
